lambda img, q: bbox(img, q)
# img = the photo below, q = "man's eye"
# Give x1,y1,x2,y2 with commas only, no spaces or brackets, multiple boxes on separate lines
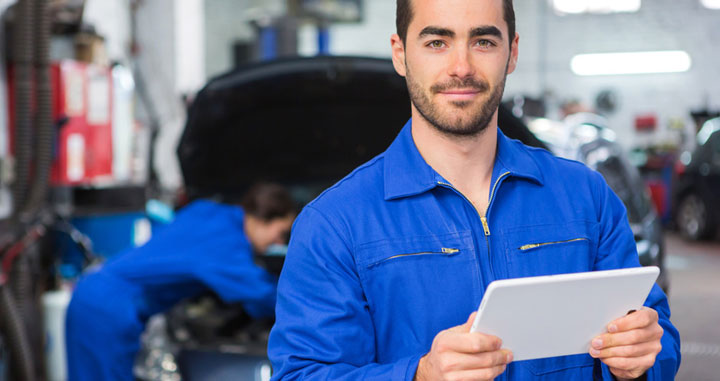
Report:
475,39,495,48
428,40,445,49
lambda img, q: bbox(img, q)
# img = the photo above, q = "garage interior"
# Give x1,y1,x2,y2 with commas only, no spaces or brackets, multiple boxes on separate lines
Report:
0,0,718,380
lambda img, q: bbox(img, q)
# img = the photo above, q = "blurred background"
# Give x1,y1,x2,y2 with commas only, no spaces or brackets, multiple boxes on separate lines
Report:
0,0,718,380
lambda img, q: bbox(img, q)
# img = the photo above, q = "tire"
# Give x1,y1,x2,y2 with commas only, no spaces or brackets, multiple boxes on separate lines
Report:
676,193,712,240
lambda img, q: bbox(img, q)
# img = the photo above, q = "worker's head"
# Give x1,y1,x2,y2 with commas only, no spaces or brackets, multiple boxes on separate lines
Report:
395,0,515,46
241,183,297,254
391,0,519,138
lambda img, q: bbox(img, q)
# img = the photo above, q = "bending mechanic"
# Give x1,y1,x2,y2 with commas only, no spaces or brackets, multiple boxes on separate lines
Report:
66,183,296,380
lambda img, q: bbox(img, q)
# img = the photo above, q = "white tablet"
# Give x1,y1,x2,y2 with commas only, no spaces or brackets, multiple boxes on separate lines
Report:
470,266,660,361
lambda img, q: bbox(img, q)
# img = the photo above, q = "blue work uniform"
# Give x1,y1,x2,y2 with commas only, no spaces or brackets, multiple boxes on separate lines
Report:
268,121,680,380
66,200,278,381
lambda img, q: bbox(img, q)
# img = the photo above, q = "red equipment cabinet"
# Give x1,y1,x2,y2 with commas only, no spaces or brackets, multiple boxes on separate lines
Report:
84,64,114,182
7,60,114,185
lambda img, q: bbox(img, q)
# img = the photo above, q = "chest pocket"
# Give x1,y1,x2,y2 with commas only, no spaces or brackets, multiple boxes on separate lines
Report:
501,221,599,278
355,231,479,361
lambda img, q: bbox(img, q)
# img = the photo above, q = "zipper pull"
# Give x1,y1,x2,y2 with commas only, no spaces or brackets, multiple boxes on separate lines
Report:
480,216,491,236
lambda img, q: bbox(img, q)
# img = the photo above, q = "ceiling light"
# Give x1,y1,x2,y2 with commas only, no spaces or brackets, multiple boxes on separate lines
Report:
552,0,641,14
571,51,691,76
701,0,720,9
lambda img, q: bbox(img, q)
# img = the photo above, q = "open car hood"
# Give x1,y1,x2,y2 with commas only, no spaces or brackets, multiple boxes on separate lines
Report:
177,56,546,202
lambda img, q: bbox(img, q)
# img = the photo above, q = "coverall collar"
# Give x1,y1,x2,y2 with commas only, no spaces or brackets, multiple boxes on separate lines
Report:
383,118,545,201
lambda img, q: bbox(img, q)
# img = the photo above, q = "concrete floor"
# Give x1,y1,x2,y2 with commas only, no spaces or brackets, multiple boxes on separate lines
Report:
664,231,720,381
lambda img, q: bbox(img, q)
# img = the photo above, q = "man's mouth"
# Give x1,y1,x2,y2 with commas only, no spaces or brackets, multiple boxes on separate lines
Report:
438,89,482,101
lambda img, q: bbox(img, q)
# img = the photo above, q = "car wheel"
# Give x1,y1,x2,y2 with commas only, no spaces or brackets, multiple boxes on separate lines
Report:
677,193,711,240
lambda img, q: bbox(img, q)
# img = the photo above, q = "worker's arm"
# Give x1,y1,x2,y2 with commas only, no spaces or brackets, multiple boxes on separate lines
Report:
268,205,423,380
590,171,681,380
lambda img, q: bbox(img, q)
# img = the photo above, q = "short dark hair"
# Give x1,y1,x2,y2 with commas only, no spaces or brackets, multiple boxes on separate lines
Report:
241,183,296,222
396,0,515,45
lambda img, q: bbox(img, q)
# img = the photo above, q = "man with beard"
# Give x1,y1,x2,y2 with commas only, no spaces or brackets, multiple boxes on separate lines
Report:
268,0,680,380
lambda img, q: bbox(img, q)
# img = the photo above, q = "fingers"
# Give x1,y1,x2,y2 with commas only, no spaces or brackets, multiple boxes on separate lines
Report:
602,353,657,375
435,350,513,373
438,331,503,354
607,307,658,333
590,340,662,359
450,311,477,333
592,324,664,349
443,312,503,354
444,365,508,381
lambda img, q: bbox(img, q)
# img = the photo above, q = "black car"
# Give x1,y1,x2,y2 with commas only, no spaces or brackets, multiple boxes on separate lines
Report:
176,56,545,203
673,118,720,240
527,113,669,292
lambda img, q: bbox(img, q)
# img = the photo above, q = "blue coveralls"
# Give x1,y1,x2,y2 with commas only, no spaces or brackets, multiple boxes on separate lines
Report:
66,200,278,381
268,121,681,380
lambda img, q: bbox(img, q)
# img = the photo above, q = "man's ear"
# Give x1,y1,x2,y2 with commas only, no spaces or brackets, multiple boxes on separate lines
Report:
506,32,520,75
390,34,407,77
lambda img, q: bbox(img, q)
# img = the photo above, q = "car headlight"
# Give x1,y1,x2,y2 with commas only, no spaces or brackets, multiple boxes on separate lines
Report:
635,239,650,257
649,243,660,260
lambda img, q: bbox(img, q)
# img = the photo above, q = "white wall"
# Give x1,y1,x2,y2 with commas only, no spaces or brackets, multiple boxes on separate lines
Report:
204,0,286,79
300,0,720,150
84,0,132,64
298,0,395,57
175,0,206,94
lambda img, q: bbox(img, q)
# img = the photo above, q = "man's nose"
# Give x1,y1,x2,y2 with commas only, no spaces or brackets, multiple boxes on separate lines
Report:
448,47,475,78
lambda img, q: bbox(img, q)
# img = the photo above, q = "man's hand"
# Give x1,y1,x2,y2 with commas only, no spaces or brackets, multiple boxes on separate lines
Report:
415,312,513,381
589,307,664,380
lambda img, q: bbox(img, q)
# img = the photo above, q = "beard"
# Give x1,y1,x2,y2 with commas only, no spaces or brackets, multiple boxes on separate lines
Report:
406,63,508,138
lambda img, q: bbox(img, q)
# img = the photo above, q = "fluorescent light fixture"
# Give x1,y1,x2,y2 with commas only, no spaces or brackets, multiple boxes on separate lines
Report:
571,51,691,76
701,0,720,9
552,0,641,14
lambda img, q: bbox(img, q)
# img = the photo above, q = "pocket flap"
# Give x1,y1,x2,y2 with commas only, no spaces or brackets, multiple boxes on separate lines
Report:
356,230,475,268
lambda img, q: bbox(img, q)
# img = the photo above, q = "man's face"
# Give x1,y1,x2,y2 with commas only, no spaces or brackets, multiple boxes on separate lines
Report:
391,0,519,137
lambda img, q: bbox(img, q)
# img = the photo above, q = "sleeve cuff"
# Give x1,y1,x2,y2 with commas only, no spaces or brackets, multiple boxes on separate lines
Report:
395,354,424,381
601,362,648,381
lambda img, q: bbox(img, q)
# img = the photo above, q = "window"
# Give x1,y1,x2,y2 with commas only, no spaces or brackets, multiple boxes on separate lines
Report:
701,0,720,9
551,0,641,15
